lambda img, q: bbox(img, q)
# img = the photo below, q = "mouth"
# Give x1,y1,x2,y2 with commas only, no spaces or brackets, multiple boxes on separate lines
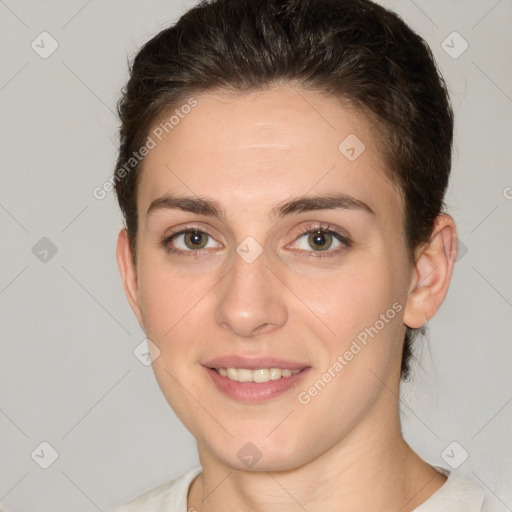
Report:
202,357,311,403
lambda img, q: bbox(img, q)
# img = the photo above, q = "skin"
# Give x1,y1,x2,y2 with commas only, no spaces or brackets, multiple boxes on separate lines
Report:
117,84,458,511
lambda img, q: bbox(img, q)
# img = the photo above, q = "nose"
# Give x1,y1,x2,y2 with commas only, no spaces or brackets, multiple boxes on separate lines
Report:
215,248,288,338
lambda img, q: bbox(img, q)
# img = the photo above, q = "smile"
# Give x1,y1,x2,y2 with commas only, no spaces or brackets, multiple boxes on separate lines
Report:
204,365,311,403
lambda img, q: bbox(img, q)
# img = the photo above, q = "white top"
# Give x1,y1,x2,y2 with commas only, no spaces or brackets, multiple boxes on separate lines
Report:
113,465,485,512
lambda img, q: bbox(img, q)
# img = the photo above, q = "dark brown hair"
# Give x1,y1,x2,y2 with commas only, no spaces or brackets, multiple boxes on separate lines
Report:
113,0,454,380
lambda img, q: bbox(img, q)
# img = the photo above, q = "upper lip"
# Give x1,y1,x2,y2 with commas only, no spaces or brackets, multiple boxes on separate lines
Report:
202,356,310,370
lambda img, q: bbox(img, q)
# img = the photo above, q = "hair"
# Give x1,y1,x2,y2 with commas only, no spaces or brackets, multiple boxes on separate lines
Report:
113,0,454,381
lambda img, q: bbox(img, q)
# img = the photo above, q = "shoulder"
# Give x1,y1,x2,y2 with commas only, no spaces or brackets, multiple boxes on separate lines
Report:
414,466,485,512
112,467,202,512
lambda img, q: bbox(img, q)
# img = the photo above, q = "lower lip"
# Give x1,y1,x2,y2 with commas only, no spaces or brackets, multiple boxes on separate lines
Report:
204,366,311,403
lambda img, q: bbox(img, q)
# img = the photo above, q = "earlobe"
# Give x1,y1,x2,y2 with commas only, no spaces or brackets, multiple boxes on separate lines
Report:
402,214,458,329
116,229,144,329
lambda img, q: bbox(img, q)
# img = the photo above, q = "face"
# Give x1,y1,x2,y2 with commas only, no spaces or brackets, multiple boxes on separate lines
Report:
120,85,416,471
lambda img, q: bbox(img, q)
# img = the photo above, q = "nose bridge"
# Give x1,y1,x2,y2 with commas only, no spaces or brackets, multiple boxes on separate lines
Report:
215,246,287,337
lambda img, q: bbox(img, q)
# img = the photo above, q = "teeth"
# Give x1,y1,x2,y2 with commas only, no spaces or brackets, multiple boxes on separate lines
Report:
216,367,301,383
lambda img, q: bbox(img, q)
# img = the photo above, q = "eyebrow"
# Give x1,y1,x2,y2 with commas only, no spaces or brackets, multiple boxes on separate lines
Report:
146,192,375,221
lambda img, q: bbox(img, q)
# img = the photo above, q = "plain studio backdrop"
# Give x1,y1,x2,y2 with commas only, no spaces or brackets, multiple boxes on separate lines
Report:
0,0,511,511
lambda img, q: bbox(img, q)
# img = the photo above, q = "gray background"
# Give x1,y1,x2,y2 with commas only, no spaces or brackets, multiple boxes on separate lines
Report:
0,0,511,510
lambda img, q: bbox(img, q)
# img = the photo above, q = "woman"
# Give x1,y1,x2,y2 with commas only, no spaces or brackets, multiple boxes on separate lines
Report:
112,0,486,510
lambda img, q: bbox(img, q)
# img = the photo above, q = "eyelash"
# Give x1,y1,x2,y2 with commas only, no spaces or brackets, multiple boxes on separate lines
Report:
159,223,351,259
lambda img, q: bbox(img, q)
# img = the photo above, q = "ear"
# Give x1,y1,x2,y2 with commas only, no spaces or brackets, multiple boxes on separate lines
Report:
402,214,458,329
116,229,144,329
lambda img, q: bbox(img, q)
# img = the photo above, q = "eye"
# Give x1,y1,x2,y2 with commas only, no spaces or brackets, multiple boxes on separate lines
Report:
160,227,222,256
289,224,350,256
160,223,350,258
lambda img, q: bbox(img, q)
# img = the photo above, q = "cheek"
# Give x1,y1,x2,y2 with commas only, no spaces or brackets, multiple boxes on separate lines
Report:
136,257,201,342
294,259,401,339
296,257,407,392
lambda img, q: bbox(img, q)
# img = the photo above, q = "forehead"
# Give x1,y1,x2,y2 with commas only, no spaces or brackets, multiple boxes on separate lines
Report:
137,85,401,221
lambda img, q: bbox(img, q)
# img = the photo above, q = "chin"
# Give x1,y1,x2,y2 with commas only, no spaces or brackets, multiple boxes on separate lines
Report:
202,434,313,473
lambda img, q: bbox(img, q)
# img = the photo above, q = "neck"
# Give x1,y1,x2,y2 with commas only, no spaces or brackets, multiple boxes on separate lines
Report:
188,385,446,512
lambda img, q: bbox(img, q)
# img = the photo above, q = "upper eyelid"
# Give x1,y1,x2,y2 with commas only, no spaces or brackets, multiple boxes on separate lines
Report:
166,224,345,240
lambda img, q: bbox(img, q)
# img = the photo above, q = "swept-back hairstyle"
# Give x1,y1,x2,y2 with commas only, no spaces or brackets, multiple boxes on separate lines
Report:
113,0,454,380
